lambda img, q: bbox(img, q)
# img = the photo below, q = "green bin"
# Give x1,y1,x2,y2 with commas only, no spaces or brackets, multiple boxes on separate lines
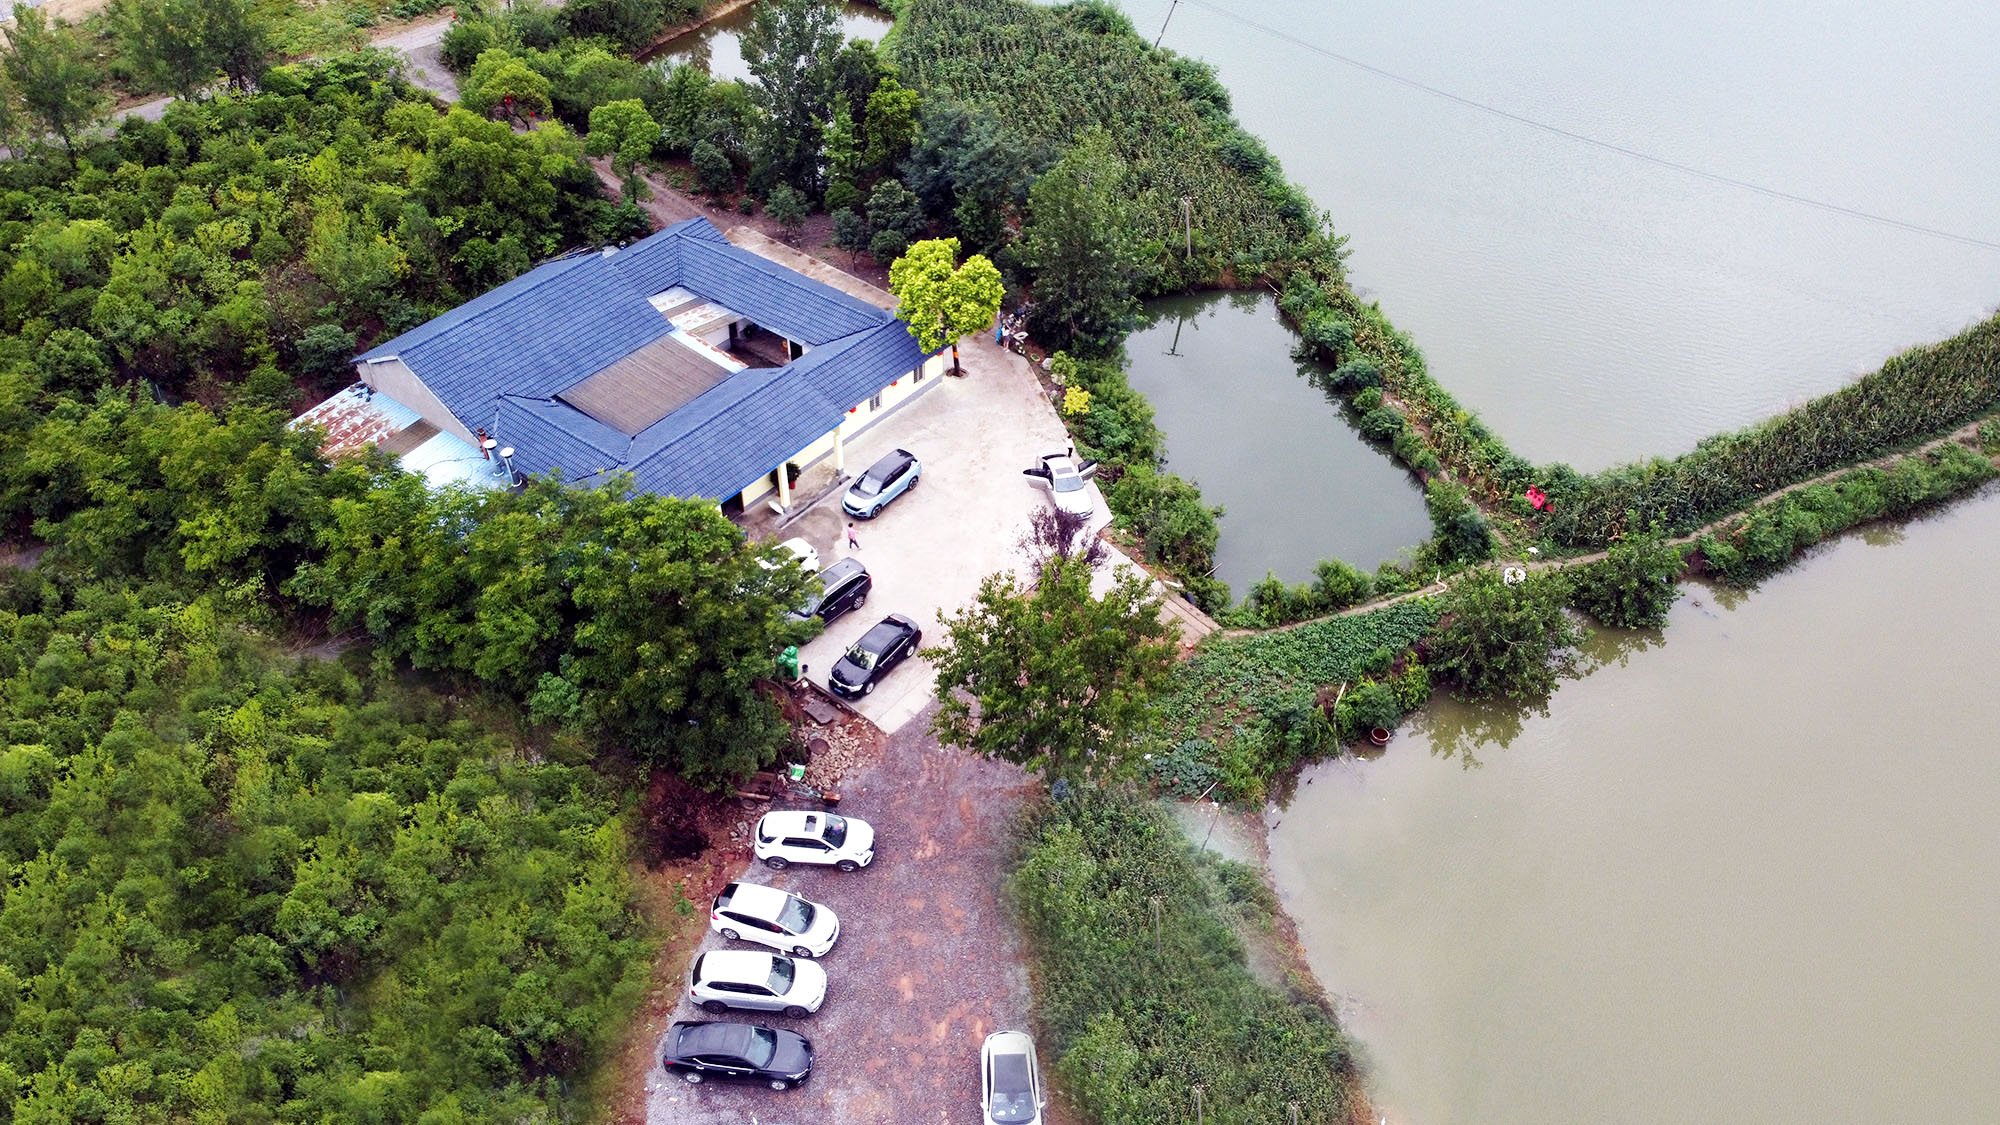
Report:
778,644,800,681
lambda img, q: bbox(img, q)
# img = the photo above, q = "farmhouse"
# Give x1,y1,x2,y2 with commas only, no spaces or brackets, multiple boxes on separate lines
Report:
311,217,944,512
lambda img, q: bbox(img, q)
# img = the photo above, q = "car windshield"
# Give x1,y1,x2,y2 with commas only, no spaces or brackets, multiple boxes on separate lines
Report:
1051,470,1085,492
854,473,884,497
767,958,795,993
746,1026,779,1068
822,815,847,846
778,896,815,933
843,643,880,671
988,1053,1037,1122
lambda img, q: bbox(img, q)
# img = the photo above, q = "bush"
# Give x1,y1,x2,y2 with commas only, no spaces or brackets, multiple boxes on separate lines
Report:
1359,405,1404,440
868,227,910,262
440,18,500,73
1568,525,1684,628
691,138,734,196
1331,357,1382,392
1106,463,1221,584
766,184,808,240
1429,569,1582,701
1351,385,1383,412
1425,478,1493,563
1340,678,1402,736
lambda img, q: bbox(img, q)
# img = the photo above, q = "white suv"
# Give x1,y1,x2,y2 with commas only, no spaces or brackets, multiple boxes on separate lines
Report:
709,882,841,958
689,949,827,1018
754,811,876,872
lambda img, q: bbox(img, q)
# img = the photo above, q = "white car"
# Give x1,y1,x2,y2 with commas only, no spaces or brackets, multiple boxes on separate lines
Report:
709,882,841,958
1022,452,1100,517
689,949,827,1018
980,1030,1046,1125
759,536,820,574
754,811,876,872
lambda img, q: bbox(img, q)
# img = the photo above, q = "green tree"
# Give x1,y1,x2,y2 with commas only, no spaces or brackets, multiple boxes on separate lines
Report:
1569,524,1685,629
927,556,1177,782
585,97,660,201
205,0,269,92
1428,569,1584,701
657,61,713,153
464,48,554,123
561,0,678,49
831,206,868,264
691,137,735,197
741,0,841,194
1425,477,1493,563
861,75,919,178
109,0,217,100
766,182,808,242
2,4,107,162
888,236,1002,373
1019,129,1153,354
865,177,923,242
821,91,863,196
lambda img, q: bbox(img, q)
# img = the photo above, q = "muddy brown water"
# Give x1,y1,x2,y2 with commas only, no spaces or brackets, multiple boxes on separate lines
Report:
1267,486,2000,1122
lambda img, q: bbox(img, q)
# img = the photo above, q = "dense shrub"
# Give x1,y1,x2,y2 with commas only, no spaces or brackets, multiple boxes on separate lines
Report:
1013,792,1354,1124
1106,463,1225,605
1567,525,1685,628
1696,441,1997,586
1238,557,1374,627
1428,569,1582,701
1425,478,1494,563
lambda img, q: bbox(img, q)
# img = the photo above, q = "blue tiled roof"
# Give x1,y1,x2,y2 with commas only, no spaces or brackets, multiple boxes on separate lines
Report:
358,218,940,500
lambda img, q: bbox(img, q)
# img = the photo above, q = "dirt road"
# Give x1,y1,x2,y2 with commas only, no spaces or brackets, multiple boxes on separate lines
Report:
643,704,1070,1125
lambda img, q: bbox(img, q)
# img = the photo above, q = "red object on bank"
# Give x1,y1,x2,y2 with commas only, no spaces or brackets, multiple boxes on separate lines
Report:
1526,486,1549,511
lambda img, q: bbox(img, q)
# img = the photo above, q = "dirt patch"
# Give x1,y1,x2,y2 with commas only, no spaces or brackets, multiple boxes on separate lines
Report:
639,701,1077,1124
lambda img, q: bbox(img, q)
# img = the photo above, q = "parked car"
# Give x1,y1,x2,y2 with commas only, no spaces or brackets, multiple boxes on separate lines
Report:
689,949,827,1018
662,1020,813,1090
758,536,820,575
842,448,921,519
755,810,876,871
980,1030,1046,1125
710,882,841,958
1023,452,1100,517
828,614,923,698
788,558,872,626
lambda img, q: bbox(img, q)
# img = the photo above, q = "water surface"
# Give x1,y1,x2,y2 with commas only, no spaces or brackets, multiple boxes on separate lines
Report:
1123,292,1432,593
1116,0,2000,469
650,1,891,82
1268,485,2000,1123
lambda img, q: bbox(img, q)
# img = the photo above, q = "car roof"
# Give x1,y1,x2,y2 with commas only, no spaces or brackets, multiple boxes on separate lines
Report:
673,1021,759,1056
758,810,825,835
857,618,909,649
718,881,792,918
696,949,781,984
865,449,912,474
817,558,866,584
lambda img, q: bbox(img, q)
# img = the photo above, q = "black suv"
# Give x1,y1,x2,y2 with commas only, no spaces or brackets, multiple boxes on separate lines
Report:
828,614,923,698
661,1020,813,1090
790,558,871,626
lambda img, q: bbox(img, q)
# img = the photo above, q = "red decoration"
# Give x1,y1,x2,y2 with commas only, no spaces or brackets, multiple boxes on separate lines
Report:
1525,486,1549,511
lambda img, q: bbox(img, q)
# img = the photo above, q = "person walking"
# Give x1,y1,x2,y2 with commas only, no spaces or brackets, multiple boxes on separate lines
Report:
846,522,861,551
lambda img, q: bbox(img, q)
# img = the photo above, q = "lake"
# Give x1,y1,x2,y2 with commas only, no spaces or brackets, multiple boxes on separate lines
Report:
1115,0,2000,470
648,1,891,83
1123,292,1433,593
1267,484,2000,1123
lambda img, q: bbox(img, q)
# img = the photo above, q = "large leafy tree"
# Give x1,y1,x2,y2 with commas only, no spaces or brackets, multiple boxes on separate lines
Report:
1,4,106,161
741,0,842,195
585,97,661,201
888,237,1003,373
1019,128,1155,355
1428,569,1585,700
928,557,1177,782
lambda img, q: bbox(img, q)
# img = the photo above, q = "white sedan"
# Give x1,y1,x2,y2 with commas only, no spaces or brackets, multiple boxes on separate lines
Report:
709,882,841,958
1023,452,1100,517
754,810,875,872
980,1030,1046,1124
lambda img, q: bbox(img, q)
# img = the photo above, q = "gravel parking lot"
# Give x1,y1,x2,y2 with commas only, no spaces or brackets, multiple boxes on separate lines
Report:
644,704,1063,1125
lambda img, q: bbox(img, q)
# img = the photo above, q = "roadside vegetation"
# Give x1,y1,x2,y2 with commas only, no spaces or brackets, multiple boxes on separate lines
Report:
1012,791,1355,1125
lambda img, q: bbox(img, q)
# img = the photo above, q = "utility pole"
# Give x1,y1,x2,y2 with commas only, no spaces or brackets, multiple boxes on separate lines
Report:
1182,196,1193,258
1154,0,1180,48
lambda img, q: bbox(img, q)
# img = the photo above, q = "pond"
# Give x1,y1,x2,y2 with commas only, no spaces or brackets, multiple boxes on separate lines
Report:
646,1,892,83
1267,484,2000,1123
1116,0,2000,470
1122,291,1433,595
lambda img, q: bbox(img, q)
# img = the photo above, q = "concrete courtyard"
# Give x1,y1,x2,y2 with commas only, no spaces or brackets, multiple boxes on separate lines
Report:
766,333,1110,734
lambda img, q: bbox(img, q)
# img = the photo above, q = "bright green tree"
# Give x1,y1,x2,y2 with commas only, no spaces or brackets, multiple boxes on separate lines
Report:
888,236,1003,373
2,4,107,161
821,92,863,197
585,97,660,201
1019,128,1154,355
741,0,841,194
1429,568,1585,701
927,556,1177,782
464,48,554,122
861,75,919,177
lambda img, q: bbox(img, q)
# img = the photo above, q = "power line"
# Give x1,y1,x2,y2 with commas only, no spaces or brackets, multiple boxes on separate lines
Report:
1175,0,2000,253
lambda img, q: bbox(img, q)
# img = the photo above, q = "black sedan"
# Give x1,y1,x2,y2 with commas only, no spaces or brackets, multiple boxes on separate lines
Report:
828,613,922,698
661,1020,813,1090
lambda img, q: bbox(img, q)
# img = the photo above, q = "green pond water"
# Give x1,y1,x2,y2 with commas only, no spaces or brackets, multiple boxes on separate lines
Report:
647,2,891,83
